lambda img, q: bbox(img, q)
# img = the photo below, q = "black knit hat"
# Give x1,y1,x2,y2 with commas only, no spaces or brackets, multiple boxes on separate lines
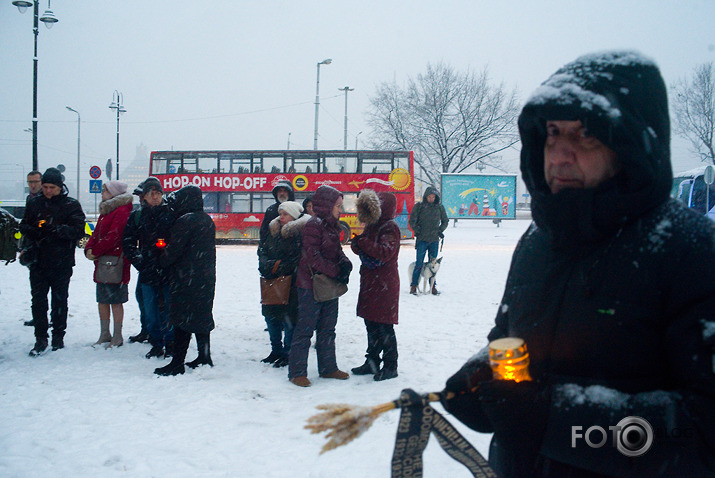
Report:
41,167,63,187
133,181,145,196
142,177,163,194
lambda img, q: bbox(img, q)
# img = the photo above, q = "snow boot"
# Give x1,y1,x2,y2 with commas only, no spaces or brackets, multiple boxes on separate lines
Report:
351,357,380,375
186,333,213,369
94,319,112,346
154,360,185,376
106,318,123,349
145,345,164,359
290,376,311,387
431,284,440,295
374,368,398,381
410,285,418,295
319,370,350,380
129,331,148,343
272,356,289,368
29,340,48,357
164,340,175,358
261,351,282,364
51,334,64,351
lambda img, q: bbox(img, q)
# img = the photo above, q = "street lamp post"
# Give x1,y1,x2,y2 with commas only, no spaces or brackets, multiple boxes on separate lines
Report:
12,0,59,172
108,91,126,180
313,58,332,150
355,131,363,150
338,86,354,150
65,106,80,201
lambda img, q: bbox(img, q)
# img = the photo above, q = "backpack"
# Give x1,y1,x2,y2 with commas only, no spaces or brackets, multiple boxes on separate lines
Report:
0,209,20,264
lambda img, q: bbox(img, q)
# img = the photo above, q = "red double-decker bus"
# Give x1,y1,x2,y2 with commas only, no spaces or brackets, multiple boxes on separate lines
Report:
149,150,415,242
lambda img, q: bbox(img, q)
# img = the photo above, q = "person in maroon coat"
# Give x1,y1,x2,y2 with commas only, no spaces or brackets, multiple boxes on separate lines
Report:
85,181,133,348
350,190,401,381
288,185,353,387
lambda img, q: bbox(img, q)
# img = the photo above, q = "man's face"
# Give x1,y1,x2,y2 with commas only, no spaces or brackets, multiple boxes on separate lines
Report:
145,189,163,207
426,194,436,203
332,196,343,219
276,188,289,203
42,183,61,199
27,174,42,194
544,120,621,194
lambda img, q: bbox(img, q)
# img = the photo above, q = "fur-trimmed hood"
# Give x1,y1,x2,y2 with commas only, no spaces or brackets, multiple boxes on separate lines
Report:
99,192,133,216
269,213,311,238
357,189,381,225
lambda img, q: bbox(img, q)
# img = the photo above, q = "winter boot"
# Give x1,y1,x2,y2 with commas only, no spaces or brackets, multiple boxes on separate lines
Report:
431,284,440,295
272,356,289,368
51,334,64,351
129,331,148,343
374,368,398,381
29,340,48,357
290,376,311,387
145,345,164,359
106,318,123,349
319,370,350,380
164,341,174,358
186,333,213,369
409,285,418,295
351,357,380,375
94,319,112,346
261,351,282,364
154,359,185,376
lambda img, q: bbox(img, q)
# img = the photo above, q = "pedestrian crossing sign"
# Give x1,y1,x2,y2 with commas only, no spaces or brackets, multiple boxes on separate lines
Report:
90,179,102,194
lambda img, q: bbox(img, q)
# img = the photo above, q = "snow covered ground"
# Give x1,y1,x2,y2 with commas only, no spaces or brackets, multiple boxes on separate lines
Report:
0,218,531,478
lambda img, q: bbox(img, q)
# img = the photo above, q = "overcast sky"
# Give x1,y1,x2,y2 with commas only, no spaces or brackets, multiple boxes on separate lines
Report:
1,0,714,193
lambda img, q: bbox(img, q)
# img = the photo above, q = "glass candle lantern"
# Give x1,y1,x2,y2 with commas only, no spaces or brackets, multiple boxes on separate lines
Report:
488,337,532,382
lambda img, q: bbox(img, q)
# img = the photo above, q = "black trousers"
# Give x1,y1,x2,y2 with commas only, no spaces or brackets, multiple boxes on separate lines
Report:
30,266,73,342
364,319,398,370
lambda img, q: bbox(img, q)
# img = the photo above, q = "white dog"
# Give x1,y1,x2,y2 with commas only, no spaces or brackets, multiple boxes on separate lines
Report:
408,256,442,294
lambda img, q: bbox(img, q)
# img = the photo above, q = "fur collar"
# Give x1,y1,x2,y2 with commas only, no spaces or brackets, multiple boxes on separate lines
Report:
269,213,311,238
99,193,133,216
356,189,381,225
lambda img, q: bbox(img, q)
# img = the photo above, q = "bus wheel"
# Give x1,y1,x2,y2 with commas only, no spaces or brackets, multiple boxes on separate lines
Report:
77,235,90,249
338,221,351,245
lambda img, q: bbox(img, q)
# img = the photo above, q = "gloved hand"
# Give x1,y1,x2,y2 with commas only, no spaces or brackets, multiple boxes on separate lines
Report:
479,380,550,452
440,356,494,432
336,260,352,284
438,231,445,239
38,221,56,237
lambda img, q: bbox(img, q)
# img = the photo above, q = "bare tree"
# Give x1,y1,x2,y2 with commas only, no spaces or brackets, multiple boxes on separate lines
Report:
367,63,520,187
672,62,715,165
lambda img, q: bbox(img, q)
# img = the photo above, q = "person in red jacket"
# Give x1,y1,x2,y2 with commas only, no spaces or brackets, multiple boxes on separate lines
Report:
350,189,401,381
85,181,133,348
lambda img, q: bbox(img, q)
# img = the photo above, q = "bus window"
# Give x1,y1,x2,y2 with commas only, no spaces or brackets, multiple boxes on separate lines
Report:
360,152,393,174
262,154,283,173
395,154,409,171
168,155,182,174
182,154,198,173
230,193,250,213
290,152,317,174
151,157,168,175
219,152,251,173
251,193,274,213
198,153,218,173
203,192,218,213
324,153,347,174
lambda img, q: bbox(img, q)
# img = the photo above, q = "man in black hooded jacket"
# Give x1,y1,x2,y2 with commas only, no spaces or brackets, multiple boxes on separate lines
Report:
442,51,715,477
20,167,85,356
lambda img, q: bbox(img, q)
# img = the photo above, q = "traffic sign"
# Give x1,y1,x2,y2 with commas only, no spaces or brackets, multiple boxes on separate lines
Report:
89,166,102,179
90,179,102,194
704,165,715,185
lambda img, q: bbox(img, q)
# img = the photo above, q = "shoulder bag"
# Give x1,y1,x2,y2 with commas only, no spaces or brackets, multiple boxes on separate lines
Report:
309,265,348,303
96,254,124,284
260,275,292,305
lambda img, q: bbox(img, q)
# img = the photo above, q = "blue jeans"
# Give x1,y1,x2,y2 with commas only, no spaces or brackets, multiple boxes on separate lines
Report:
140,283,173,347
411,240,439,287
264,306,295,357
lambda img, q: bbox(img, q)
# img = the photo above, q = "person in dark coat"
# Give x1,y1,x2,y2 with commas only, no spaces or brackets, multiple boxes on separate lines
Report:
259,180,294,243
288,185,352,387
85,181,133,348
126,182,149,344
257,201,310,367
122,177,175,359
154,185,216,376
20,167,86,355
441,51,715,477
407,186,448,295
350,189,401,381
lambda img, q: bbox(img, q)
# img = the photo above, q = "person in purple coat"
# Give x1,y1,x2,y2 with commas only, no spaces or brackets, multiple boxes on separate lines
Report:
288,185,352,387
350,189,401,381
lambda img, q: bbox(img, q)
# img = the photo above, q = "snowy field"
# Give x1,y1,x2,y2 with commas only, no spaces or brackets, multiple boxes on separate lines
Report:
0,218,532,478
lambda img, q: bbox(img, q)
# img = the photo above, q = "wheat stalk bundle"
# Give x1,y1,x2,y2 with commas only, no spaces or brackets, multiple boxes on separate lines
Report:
305,392,448,454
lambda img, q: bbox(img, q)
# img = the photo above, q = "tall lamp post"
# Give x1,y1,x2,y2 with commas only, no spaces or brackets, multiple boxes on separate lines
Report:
313,58,332,150
65,106,80,201
12,0,59,172
338,86,354,150
355,131,363,150
108,91,126,180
